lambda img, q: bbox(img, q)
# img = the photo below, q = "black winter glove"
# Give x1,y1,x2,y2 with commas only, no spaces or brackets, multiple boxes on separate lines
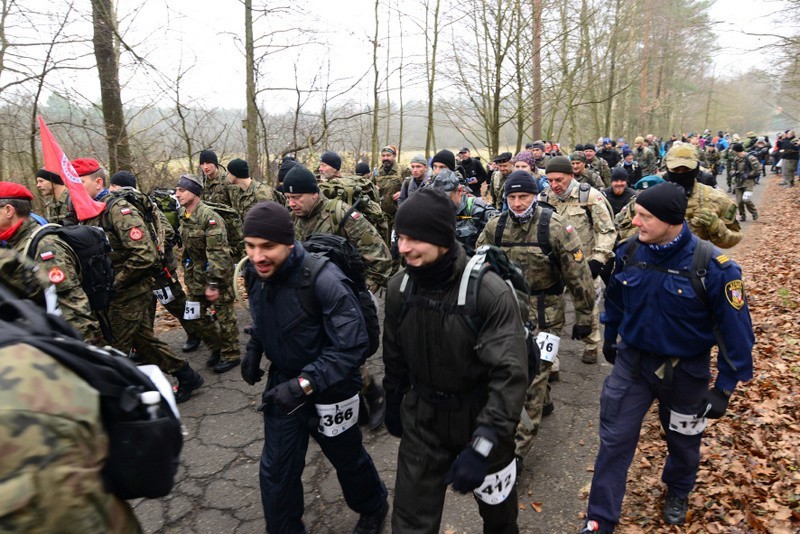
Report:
264,378,306,415
444,446,490,493
588,259,604,279
697,387,731,419
572,324,592,340
384,389,404,438
602,339,617,364
241,338,265,385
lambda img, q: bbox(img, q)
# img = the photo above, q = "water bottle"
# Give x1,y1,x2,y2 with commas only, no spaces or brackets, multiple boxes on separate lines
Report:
141,390,162,420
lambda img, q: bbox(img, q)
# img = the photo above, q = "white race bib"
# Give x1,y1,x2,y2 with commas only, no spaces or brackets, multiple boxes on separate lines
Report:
153,286,175,305
183,300,201,320
536,332,560,363
742,191,753,202
668,410,707,436
44,285,61,316
474,459,516,505
316,393,359,437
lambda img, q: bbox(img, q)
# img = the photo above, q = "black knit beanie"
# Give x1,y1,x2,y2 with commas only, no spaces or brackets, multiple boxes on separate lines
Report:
611,167,628,182
199,150,219,166
636,183,687,225
355,162,371,176
394,188,455,248
243,201,294,245
431,149,456,171
504,170,538,195
227,158,249,178
320,151,342,171
110,171,137,188
545,156,573,175
283,165,320,194
278,159,297,183
36,168,63,185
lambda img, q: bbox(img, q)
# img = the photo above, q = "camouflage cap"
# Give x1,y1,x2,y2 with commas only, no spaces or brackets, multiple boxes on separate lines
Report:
430,169,460,192
664,142,699,171
746,131,756,137
732,134,741,141
569,151,586,163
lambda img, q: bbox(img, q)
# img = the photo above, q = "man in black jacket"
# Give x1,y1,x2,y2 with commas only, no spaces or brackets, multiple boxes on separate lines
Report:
458,147,489,197
382,188,528,533
777,130,799,187
240,201,388,534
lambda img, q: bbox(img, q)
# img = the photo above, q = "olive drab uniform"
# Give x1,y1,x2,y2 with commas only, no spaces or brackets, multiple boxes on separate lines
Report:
43,189,71,225
539,183,617,357
616,182,742,248
0,342,141,533
586,157,611,186
576,168,605,190
633,146,657,177
293,196,392,293
322,175,390,243
477,206,595,459
230,179,285,218
489,170,508,210
375,162,410,242
201,167,234,207
731,152,760,220
179,201,240,365
2,218,102,345
81,193,187,374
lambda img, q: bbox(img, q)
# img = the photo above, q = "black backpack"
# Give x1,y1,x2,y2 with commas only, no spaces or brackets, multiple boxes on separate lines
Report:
0,286,183,500
300,233,380,357
399,245,540,380
25,223,116,312
103,187,167,269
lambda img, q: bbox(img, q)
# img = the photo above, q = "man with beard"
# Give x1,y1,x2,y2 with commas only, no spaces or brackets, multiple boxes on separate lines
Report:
602,168,637,216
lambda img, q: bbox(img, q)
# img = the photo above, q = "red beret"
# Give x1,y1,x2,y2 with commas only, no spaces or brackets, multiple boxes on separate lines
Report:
71,158,101,177
0,181,34,200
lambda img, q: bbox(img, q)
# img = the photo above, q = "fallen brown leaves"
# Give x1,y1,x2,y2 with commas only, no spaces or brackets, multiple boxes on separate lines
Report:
618,178,800,533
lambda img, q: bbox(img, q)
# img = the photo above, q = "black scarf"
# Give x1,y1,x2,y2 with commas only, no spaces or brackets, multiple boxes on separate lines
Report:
665,167,699,197
405,245,458,290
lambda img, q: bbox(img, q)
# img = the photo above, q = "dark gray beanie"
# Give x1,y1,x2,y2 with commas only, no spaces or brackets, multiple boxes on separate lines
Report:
243,201,294,245
504,170,538,195
611,167,628,182
431,149,456,171
283,165,320,194
395,188,455,248
177,173,203,196
110,171,137,189
320,151,342,171
199,150,219,166
545,156,573,174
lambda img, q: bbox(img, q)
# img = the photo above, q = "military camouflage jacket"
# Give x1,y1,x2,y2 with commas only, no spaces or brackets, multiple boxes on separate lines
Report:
3,218,101,344
375,162,410,217
179,201,233,296
576,168,605,190
732,153,762,183
202,168,235,207
586,157,611,186
477,205,594,327
231,179,285,218
0,342,140,533
292,197,392,292
539,182,617,264
616,181,742,248
633,146,657,176
44,188,71,225
489,170,508,210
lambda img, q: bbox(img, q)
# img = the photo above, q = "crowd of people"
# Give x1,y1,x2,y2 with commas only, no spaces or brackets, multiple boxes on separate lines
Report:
1,124,783,531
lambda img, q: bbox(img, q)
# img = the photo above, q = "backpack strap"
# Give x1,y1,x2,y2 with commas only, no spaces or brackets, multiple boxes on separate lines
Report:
296,253,328,321
23,223,61,261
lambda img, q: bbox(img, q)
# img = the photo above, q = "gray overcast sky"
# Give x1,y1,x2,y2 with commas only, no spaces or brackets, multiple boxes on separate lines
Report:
60,0,789,110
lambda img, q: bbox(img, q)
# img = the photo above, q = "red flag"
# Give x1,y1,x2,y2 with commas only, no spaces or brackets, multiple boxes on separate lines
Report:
38,116,105,221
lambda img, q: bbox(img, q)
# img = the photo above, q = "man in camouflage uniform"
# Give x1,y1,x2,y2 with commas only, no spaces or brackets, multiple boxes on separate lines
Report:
0,302,141,532
633,136,657,177
477,170,594,467
528,141,550,170
723,134,742,192
227,158,284,215
0,182,102,344
489,151,514,210
616,143,742,248
199,149,234,206
570,151,605,190
584,144,611,186
730,143,760,222
176,173,241,374
284,164,392,430
34,169,72,225
430,169,498,256
539,156,617,364
75,158,204,403
374,145,410,242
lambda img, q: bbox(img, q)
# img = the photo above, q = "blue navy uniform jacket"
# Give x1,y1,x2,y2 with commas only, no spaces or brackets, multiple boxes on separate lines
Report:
601,223,754,392
246,242,369,402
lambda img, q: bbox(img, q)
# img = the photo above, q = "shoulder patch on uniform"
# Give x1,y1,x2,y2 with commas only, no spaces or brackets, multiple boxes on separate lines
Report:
572,249,584,262
129,227,143,241
715,254,730,265
40,251,55,261
351,211,361,219
725,280,745,310
566,224,574,233
120,207,132,215
48,266,65,284
209,219,217,225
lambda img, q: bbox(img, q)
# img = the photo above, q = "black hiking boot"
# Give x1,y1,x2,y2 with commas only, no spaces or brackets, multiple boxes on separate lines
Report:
173,363,204,404
352,501,388,534
206,349,221,368
362,381,386,430
662,490,688,525
182,337,201,352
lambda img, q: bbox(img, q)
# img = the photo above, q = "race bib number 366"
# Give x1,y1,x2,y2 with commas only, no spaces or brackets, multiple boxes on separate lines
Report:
474,459,516,505
316,393,359,437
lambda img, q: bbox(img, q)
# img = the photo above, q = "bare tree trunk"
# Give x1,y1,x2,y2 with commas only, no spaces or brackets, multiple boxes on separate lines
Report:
531,0,542,140
638,0,651,133
425,0,441,159
91,0,131,173
371,0,380,167
397,2,405,156
244,0,260,178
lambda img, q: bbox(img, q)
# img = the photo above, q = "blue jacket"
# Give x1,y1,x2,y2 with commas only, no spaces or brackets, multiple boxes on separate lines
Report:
602,224,754,392
246,243,368,402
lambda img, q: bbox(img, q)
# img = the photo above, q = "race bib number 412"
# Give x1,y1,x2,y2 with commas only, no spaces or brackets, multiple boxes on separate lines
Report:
474,459,516,505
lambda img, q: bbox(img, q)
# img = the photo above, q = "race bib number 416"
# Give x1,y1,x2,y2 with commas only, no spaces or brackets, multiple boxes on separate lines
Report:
315,393,359,437
536,332,560,363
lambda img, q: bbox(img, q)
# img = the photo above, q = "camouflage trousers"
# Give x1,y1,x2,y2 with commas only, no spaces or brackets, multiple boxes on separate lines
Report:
782,158,798,186
110,287,186,375
515,294,566,459
186,290,240,363
147,274,206,341
582,278,603,354
735,183,758,219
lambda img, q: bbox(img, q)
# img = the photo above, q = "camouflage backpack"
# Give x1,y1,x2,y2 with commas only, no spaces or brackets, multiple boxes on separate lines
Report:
103,187,167,269
321,177,389,240
204,201,244,259
150,188,180,234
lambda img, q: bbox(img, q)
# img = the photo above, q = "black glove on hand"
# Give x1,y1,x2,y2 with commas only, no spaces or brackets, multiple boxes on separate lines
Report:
588,259,604,279
697,387,731,419
602,339,617,364
264,379,306,415
384,389,404,438
444,446,490,493
572,324,592,340
241,339,265,385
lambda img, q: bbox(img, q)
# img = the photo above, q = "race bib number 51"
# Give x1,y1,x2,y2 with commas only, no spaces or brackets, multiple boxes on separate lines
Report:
183,300,201,320
474,459,516,505
316,393,359,437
